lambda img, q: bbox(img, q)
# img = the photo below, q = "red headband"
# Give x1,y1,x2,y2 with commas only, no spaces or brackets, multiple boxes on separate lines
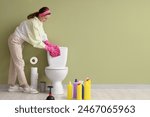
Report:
39,10,51,17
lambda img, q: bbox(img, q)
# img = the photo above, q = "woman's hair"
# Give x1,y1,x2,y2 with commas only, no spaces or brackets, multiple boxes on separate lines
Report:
27,7,50,19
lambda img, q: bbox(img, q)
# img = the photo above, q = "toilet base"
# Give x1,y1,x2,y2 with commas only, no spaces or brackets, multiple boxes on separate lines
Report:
51,82,64,94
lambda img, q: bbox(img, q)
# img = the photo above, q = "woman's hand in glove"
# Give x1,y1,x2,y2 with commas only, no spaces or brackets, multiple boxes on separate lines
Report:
45,45,60,57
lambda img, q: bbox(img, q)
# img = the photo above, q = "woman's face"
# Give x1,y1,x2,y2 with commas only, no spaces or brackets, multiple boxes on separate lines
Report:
39,15,50,22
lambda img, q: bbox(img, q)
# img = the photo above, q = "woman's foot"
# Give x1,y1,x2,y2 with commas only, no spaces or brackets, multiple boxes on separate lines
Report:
23,87,39,94
8,85,23,92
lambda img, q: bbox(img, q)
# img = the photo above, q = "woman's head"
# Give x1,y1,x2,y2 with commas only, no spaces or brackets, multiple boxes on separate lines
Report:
27,7,51,22
38,7,51,22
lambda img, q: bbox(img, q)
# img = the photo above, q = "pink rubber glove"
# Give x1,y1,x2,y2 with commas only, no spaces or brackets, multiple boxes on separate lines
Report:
44,40,60,57
52,45,60,57
44,40,53,47
45,45,60,57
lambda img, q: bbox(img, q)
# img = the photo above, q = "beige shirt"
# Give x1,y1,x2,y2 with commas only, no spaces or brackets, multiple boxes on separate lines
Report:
14,17,47,49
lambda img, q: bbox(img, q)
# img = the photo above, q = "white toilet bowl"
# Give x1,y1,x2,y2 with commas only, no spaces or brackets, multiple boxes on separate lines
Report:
45,67,68,94
45,47,68,94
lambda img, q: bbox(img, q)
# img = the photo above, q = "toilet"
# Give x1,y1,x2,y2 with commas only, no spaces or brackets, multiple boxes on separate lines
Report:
45,47,68,94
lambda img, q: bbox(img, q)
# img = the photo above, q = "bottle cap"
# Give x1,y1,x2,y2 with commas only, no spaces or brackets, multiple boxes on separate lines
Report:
75,79,78,82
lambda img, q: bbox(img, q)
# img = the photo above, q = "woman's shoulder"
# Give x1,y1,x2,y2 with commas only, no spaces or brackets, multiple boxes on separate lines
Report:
24,18,37,26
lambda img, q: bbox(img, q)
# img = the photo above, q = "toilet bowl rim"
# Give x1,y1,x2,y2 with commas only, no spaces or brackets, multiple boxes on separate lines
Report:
45,66,68,70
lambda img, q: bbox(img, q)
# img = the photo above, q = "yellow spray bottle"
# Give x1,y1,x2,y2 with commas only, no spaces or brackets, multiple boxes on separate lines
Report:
77,83,82,100
84,80,89,100
84,78,91,100
67,81,73,100
86,77,91,99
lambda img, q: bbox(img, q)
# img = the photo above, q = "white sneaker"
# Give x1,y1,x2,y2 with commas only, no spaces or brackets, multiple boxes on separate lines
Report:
8,85,23,92
23,87,39,94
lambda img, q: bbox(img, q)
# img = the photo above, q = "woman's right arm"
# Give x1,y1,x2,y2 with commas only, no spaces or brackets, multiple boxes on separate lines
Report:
27,21,46,49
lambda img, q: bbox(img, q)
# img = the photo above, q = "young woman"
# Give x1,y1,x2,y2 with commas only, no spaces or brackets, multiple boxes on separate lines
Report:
8,7,60,93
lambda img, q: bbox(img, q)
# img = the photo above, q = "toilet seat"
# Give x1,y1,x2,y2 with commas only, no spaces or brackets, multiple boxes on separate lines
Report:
45,66,68,70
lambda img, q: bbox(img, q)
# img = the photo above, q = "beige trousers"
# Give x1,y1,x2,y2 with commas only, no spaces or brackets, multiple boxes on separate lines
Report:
8,34,28,86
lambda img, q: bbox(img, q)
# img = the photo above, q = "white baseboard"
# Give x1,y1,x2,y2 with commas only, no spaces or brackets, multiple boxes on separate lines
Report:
0,84,9,91
0,84,150,91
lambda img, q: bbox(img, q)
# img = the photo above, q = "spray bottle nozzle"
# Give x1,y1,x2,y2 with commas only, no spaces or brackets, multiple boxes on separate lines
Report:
75,79,78,82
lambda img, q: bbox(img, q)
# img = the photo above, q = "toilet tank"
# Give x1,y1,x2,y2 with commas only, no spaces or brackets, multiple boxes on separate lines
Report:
47,47,68,67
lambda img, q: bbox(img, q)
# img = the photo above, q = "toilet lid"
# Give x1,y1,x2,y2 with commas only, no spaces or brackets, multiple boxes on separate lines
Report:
46,66,68,70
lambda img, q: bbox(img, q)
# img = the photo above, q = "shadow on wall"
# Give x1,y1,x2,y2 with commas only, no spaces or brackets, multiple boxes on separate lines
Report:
0,22,48,84
23,44,48,84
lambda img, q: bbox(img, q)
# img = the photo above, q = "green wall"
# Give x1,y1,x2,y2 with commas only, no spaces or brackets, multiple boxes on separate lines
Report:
0,0,150,84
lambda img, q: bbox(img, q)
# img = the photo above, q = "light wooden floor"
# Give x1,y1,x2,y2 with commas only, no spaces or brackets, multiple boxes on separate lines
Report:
0,85,150,100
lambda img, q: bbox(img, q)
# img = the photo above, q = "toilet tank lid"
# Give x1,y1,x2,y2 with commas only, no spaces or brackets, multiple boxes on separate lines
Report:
45,66,68,70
